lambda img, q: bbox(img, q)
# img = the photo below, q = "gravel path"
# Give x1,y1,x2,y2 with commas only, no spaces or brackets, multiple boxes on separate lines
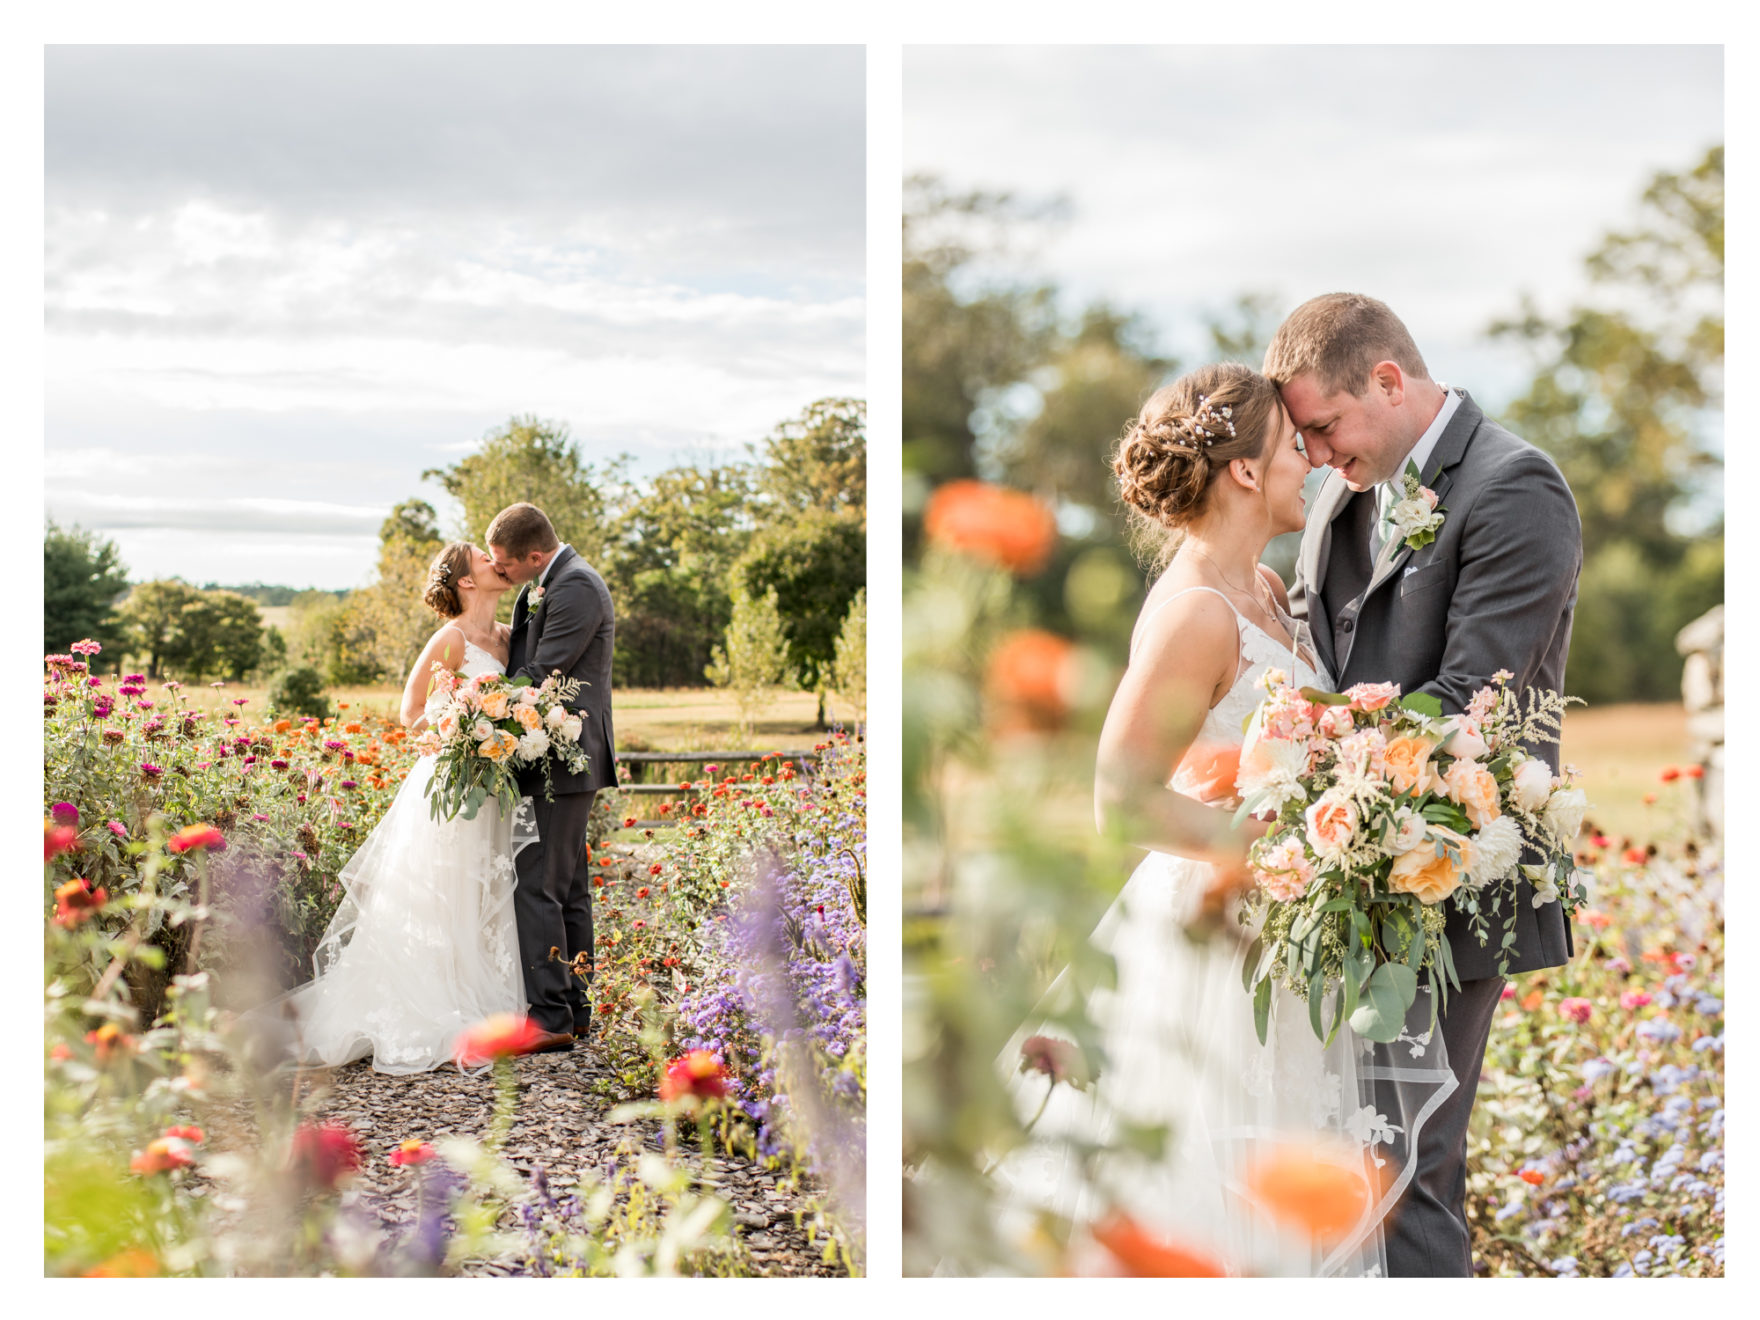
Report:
300,1041,842,1276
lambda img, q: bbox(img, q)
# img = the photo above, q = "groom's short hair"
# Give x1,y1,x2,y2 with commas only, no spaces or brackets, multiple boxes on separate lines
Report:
1262,292,1431,397
486,503,560,559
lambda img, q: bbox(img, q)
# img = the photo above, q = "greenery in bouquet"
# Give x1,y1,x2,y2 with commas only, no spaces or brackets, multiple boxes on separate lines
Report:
421,665,591,821
1234,668,1589,1044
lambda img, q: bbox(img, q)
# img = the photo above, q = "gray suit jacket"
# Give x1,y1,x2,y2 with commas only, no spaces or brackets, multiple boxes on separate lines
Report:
507,546,618,797
1289,390,1581,978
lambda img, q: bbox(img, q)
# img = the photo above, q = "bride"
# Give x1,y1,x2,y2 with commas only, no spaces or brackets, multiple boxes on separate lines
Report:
993,364,1454,1276
277,542,534,1074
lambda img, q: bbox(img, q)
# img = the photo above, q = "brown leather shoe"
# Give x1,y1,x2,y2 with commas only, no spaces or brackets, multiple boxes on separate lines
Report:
525,1028,576,1055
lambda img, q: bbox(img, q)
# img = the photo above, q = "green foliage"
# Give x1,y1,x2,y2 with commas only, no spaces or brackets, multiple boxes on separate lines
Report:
705,585,795,741
45,520,131,656
266,665,330,719
1491,144,1723,699
738,509,865,721
345,498,446,682
424,415,614,565
117,580,264,681
830,589,866,726
755,397,867,521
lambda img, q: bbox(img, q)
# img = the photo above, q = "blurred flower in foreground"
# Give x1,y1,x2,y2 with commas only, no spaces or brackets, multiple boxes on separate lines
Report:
1019,1035,1092,1089
453,1014,546,1066
290,1123,363,1192
1244,1145,1378,1243
44,821,79,861
81,1249,158,1277
167,823,227,854
924,480,1058,575
53,878,108,927
659,1050,732,1105
130,1136,197,1175
986,630,1079,730
1089,1213,1227,1277
389,1139,437,1168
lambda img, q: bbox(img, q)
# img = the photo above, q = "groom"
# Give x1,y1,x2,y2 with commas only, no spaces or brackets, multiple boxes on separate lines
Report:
1266,294,1581,1277
487,502,619,1052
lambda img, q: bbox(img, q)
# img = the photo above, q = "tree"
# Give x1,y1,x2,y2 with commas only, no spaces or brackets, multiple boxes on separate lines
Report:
160,590,264,682
830,588,866,730
756,397,867,523
423,416,614,566
44,521,130,657
1490,144,1723,701
738,508,866,727
705,585,795,743
346,499,447,683
118,579,203,678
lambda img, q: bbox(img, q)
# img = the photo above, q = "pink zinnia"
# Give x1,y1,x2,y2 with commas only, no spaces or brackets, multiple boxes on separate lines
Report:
1620,990,1652,1011
1558,997,1592,1024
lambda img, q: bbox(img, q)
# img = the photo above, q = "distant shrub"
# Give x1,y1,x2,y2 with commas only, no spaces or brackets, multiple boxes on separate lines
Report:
266,666,330,719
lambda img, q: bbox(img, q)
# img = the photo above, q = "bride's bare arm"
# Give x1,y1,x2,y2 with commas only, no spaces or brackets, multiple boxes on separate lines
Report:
400,626,466,729
1094,593,1267,863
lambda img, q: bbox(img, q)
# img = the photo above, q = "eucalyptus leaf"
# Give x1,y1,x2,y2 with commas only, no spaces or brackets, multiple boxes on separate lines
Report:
1253,976,1272,1045
1399,692,1443,718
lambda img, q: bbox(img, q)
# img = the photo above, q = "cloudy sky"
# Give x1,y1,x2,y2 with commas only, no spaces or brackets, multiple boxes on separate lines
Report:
905,44,1722,411
46,45,865,589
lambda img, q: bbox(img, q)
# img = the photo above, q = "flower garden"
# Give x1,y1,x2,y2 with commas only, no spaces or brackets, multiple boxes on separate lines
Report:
901,479,1724,1278
44,643,866,1277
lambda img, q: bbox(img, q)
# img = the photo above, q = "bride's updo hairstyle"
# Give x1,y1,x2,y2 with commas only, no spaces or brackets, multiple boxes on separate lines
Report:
1111,362,1283,566
422,542,476,619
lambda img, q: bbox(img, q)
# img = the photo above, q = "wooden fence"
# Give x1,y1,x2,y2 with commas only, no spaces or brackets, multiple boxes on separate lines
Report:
611,749,819,828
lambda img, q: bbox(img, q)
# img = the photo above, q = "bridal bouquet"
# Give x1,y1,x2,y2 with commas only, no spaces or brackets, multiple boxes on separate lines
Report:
1232,669,1587,1045
417,666,592,821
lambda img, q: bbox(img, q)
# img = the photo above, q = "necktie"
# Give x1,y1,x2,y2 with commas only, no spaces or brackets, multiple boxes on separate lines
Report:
1370,482,1395,557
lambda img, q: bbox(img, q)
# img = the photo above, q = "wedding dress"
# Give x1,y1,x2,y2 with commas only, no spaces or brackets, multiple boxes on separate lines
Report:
992,586,1458,1277
280,636,535,1074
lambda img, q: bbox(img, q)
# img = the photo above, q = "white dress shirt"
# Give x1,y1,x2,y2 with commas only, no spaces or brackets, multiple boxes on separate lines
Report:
535,543,571,591
1374,386,1460,549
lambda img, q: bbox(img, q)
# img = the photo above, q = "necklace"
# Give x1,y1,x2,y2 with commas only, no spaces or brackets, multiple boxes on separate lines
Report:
1183,543,1279,618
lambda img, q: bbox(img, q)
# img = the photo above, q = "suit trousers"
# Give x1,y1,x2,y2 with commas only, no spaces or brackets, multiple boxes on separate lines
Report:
512,790,596,1035
1382,973,1506,1277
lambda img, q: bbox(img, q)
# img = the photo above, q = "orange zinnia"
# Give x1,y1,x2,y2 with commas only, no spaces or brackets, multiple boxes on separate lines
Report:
658,1050,731,1103
81,1248,159,1277
1091,1213,1226,1277
454,1014,547,1065
1245,1145,1378,1242
923,479,1058,575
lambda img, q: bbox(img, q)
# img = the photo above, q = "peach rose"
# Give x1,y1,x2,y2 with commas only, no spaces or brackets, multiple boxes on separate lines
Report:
1317,705,1357,739
1441,760,1502,830
479,689,511,720
514,704,543,732
1345,682,1401,713
1387,827,1472,905
1382,736,1436,797
1304,794,1358,859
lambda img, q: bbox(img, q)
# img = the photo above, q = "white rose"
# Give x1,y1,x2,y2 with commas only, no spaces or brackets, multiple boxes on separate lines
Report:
1510,757,1553,813
561,716,583,742
1388,806,1428,855
1390,496,1432,531
472,718,493,740
1440,716,1488,761
545,705,568,729
518,686,541,706
1468,815,1525,888
1541,787,1588,843
516,728,551,761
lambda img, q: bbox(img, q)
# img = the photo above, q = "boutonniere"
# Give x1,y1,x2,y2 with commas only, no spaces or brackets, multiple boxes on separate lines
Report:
527,584,547,621
1384,458,1446,552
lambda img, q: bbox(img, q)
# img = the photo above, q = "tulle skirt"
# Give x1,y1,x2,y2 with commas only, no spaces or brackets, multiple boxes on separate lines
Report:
279,756,534,1075
993,849,1458,1277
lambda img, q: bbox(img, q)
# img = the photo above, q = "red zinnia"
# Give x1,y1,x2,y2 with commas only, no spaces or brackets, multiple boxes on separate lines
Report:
167,823,226,854
44,822,79,861
923,479,1058,575
389,1138,437,1167
86,1023,135,1061
1518,1168,1545,1186
130,1136,196,1176
658,1050,731,1104
453,1013,547,1066
289,1123,363,1191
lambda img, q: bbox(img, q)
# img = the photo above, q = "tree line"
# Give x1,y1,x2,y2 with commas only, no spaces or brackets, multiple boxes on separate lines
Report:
45,397,867,719
903,147,1723,706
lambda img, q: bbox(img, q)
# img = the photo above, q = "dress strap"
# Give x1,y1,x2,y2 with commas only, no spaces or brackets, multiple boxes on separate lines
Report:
1130,585,1244,660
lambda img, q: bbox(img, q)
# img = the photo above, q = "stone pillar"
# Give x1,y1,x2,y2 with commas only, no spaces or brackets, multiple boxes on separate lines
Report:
1675,605,1723,838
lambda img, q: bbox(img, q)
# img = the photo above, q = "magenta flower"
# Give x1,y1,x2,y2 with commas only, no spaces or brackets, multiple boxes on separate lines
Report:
107,820,129,838
51,803,79,827
1620,990,1653,1011
70,639,102,657
139,763,164,779
1559,997,1593,1024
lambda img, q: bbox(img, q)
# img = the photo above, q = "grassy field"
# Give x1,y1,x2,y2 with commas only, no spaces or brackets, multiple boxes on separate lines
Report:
178,679,854,752
1559,701,1695,841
